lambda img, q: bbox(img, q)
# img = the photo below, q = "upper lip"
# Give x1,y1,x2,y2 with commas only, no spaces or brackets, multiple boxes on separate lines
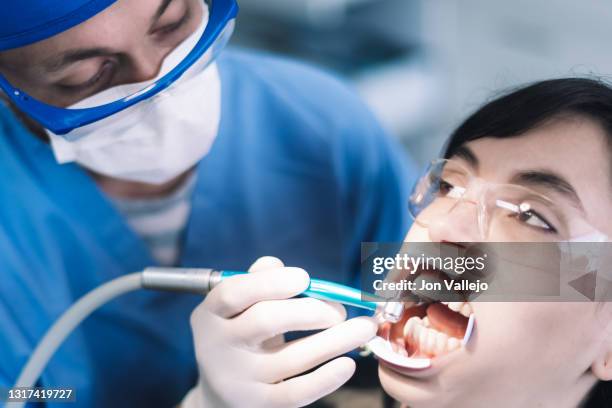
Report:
400,242,489,303
398,265,471,304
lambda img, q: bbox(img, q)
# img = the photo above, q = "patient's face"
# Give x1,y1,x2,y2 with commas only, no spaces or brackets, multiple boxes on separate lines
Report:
378,117,612,408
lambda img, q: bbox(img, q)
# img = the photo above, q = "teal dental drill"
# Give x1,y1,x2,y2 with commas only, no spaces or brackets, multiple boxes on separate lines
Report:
141,267,404,319
9,267,405,407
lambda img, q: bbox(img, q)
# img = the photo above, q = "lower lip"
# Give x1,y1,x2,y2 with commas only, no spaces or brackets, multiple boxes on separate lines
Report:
378,346,465,379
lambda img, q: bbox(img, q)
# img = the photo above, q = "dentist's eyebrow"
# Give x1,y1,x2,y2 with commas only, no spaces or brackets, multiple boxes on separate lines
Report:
511,170,584,212
451,146,479,169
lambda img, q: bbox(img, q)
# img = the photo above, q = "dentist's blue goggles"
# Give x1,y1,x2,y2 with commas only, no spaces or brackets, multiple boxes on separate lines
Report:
0,0,238,139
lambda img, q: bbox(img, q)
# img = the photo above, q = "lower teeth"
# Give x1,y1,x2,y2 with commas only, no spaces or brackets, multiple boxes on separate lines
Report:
403,316,462,357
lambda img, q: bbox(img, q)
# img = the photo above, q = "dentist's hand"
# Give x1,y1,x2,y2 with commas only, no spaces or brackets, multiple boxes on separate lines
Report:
183,257,378,408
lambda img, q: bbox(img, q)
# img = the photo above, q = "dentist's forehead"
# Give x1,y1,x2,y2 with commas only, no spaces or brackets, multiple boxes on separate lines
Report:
0,0,181,67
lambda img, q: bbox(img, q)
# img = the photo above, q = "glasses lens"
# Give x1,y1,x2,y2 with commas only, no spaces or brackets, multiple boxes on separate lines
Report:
487,186,572,241
409,160,470,226
408,159,607,242
73,9,211,110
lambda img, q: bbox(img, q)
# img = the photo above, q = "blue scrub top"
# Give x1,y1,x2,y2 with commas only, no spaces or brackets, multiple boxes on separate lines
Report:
0,49,416,407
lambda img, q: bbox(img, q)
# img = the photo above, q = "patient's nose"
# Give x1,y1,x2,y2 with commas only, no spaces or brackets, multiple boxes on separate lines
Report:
427,199,483,243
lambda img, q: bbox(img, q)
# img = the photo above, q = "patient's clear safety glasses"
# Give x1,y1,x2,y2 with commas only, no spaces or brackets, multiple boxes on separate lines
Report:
0,0,238,138
409,159,608,242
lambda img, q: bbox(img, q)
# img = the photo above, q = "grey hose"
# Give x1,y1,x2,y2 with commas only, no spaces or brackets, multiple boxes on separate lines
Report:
7,273,143,408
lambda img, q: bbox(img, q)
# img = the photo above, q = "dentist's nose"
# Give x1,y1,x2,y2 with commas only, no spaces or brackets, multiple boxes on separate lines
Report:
427,199,484,243
127,46,165,83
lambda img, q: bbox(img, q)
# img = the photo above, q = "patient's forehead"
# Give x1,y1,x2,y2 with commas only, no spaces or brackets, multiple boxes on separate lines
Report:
462,116,612,235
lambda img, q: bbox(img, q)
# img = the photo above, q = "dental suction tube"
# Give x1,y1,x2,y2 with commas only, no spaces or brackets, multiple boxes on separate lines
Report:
8,273,144,408
10,267,391,407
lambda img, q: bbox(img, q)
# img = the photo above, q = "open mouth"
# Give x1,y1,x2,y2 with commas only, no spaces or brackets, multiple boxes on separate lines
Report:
379,300,473,358
368,266,476,370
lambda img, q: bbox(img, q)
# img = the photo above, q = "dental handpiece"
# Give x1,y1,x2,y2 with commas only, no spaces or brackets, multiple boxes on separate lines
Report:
141,267,404,321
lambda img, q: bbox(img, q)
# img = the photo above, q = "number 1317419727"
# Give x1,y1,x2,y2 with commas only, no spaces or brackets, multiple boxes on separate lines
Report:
3,387,76,402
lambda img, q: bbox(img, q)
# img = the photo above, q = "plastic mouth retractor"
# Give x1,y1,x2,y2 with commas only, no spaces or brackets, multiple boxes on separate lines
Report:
367,313,475,369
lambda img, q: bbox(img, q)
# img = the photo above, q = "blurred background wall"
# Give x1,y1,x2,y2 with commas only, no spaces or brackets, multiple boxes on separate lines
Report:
229,0,612,166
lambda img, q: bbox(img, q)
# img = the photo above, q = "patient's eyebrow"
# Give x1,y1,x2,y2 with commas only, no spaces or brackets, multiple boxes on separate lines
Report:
511,170,584,212
451,146,479,169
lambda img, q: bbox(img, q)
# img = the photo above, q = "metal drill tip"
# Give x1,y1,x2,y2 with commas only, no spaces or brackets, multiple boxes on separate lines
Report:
380,301,405,323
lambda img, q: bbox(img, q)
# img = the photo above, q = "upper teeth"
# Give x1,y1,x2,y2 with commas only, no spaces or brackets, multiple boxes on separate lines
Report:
441,301,473,317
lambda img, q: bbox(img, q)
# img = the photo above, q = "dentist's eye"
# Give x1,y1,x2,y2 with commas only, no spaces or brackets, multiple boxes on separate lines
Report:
154,20,184,36
151,8,191,39
58,61,115,94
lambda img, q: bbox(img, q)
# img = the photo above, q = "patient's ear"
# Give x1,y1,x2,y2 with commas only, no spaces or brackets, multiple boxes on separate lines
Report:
592,349,612,381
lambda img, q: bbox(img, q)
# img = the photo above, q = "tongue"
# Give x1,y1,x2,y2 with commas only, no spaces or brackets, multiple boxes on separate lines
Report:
426,303,468,339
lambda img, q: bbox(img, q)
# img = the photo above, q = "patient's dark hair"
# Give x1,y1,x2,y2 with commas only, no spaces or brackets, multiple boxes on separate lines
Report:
443,77,612,407
443,78,612,166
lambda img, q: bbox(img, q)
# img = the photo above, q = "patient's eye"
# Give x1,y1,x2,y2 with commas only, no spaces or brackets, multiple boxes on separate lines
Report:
439,179,454,195
438,179,465,199
516,208,557,233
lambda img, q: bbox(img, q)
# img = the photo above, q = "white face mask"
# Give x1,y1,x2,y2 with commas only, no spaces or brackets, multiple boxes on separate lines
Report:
47,4,222,185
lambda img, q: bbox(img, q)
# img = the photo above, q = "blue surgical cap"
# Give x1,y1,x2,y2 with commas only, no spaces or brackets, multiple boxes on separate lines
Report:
0,0,116,51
